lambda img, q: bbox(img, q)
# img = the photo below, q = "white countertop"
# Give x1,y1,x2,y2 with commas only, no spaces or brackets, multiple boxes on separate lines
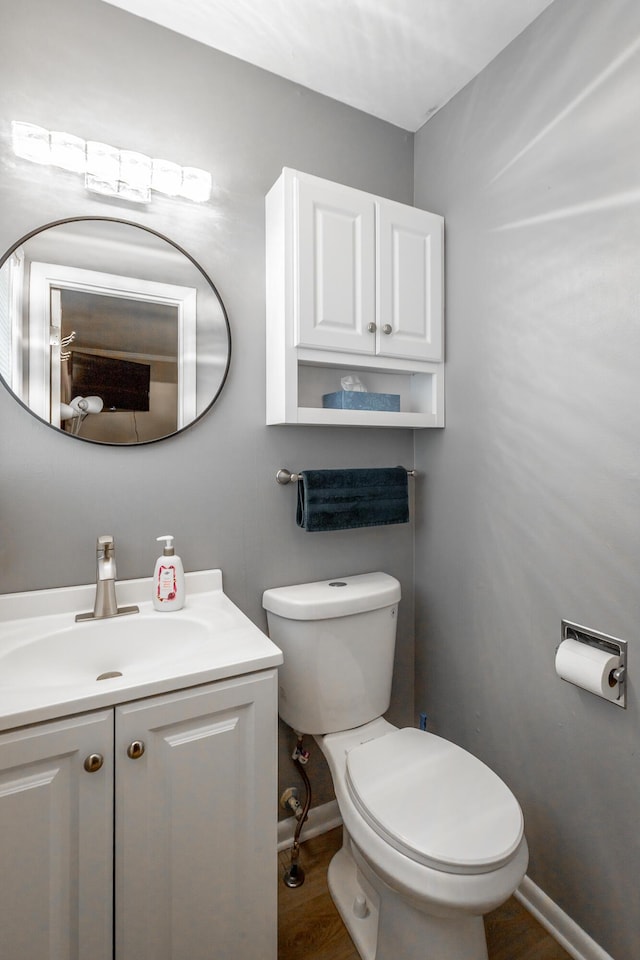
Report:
0,569,282,732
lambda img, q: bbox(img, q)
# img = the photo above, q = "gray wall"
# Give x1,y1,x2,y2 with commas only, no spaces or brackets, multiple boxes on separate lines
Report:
414,2,640,958
0,0,415,808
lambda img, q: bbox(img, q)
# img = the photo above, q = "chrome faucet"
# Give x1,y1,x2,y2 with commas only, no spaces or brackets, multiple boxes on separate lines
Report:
94,535,118,617
76,535,139,622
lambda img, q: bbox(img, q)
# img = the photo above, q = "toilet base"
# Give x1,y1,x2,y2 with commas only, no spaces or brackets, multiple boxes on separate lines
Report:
328,842,379,960
328,830,489,960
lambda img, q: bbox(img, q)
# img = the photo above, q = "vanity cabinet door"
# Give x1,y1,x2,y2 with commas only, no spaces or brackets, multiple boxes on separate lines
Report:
114,670,278,960
0,711,113,960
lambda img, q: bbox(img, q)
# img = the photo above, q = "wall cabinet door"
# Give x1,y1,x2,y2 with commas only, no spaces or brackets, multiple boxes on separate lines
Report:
0,711,113,960
376,198,443,362
295,172,376,354
114,671,277,960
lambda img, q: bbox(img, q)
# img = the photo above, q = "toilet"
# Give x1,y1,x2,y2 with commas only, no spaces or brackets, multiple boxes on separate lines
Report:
262,572,528,960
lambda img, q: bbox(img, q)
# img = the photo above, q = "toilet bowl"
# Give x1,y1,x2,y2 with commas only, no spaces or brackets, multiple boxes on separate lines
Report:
262,573,528,960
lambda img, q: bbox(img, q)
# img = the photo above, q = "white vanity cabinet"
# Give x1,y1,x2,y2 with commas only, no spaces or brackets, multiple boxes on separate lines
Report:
266,167,445,427
0,670,277,960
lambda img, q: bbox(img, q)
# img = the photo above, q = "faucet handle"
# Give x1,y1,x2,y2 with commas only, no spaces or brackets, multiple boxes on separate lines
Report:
97,534,114,556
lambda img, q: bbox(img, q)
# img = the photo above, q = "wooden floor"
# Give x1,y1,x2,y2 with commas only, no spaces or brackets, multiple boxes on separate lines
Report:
278,829,573,960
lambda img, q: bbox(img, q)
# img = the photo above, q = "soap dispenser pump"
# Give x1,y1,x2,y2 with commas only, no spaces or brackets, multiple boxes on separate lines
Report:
152,535,185,611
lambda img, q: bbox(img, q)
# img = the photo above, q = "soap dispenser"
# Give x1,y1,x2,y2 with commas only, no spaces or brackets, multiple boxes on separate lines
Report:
152,535,185,611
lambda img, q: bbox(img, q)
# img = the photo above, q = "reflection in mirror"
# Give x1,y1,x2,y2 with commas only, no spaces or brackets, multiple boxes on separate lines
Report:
0,218,230,444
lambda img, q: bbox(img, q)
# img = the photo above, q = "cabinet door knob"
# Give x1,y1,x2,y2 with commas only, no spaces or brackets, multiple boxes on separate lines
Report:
127,740,145,760
367,322,377,333
382,324,392,335
84,753,104,773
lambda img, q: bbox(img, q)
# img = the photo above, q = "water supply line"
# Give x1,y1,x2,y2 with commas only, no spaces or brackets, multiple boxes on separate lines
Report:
283,734,312,888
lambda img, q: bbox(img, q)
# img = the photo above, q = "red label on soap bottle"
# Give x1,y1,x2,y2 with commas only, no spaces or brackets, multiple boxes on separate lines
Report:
156,564,177,601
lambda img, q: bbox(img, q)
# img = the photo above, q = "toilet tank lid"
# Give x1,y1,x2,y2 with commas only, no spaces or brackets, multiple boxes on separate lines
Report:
262,572,401,620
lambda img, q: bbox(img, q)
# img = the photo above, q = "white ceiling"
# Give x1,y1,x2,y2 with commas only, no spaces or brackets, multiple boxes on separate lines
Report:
102,0,555,131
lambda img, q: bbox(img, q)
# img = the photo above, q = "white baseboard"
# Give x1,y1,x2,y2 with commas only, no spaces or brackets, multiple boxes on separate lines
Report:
277,799,342,852
281,810,614,960
515,876,614,960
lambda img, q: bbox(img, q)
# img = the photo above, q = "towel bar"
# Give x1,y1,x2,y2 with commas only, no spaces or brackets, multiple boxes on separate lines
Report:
276,467,417,485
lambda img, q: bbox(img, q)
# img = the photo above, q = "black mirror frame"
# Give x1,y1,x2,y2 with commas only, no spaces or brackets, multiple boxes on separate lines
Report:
0,216,232,446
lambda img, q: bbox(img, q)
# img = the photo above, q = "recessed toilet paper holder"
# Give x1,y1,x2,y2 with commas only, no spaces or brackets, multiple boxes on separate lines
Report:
560,620,628,708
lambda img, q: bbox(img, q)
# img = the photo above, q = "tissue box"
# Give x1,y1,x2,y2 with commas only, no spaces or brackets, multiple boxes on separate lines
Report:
322,390,401,412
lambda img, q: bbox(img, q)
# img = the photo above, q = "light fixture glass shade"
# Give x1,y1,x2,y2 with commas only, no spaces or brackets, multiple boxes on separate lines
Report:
119,150,152,203
69,395,104,415
179,167,212,203
85,140,120,197
82,395,104,414
86,141,120,180
152,158,183,196
49,131,86,173
11,121,50,164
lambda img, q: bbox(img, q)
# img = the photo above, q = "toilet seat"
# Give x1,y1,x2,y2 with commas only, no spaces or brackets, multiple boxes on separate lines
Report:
345,728,524,876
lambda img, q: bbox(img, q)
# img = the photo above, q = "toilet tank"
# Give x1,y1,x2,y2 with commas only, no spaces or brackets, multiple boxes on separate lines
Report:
262,572,401,735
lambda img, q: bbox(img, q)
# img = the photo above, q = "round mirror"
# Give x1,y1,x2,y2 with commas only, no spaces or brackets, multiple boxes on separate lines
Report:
0,217,230,445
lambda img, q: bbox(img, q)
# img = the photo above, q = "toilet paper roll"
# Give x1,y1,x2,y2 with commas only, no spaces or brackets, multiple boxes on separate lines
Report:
555,637,621,702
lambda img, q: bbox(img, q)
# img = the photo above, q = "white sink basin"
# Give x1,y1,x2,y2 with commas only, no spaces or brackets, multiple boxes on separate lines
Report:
0,614,214,687
0,569,282,731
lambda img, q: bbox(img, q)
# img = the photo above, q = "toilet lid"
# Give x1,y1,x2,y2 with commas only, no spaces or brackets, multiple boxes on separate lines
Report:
345,728,524,875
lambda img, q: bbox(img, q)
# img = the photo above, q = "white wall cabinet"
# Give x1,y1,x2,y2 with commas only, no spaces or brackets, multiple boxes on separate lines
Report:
266,167,445,427
0,670,277,960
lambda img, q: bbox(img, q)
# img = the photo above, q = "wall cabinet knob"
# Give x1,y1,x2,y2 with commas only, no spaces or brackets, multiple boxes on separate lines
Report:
367,322,377,333
382,324,392,335
84,753,104,773
127,740,145,760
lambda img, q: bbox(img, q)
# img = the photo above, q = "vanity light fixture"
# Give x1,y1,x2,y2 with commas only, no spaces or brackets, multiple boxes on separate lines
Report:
11,121,212,204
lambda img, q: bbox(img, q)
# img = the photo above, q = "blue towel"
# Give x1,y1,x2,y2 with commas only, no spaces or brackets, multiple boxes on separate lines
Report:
296,467,409,532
